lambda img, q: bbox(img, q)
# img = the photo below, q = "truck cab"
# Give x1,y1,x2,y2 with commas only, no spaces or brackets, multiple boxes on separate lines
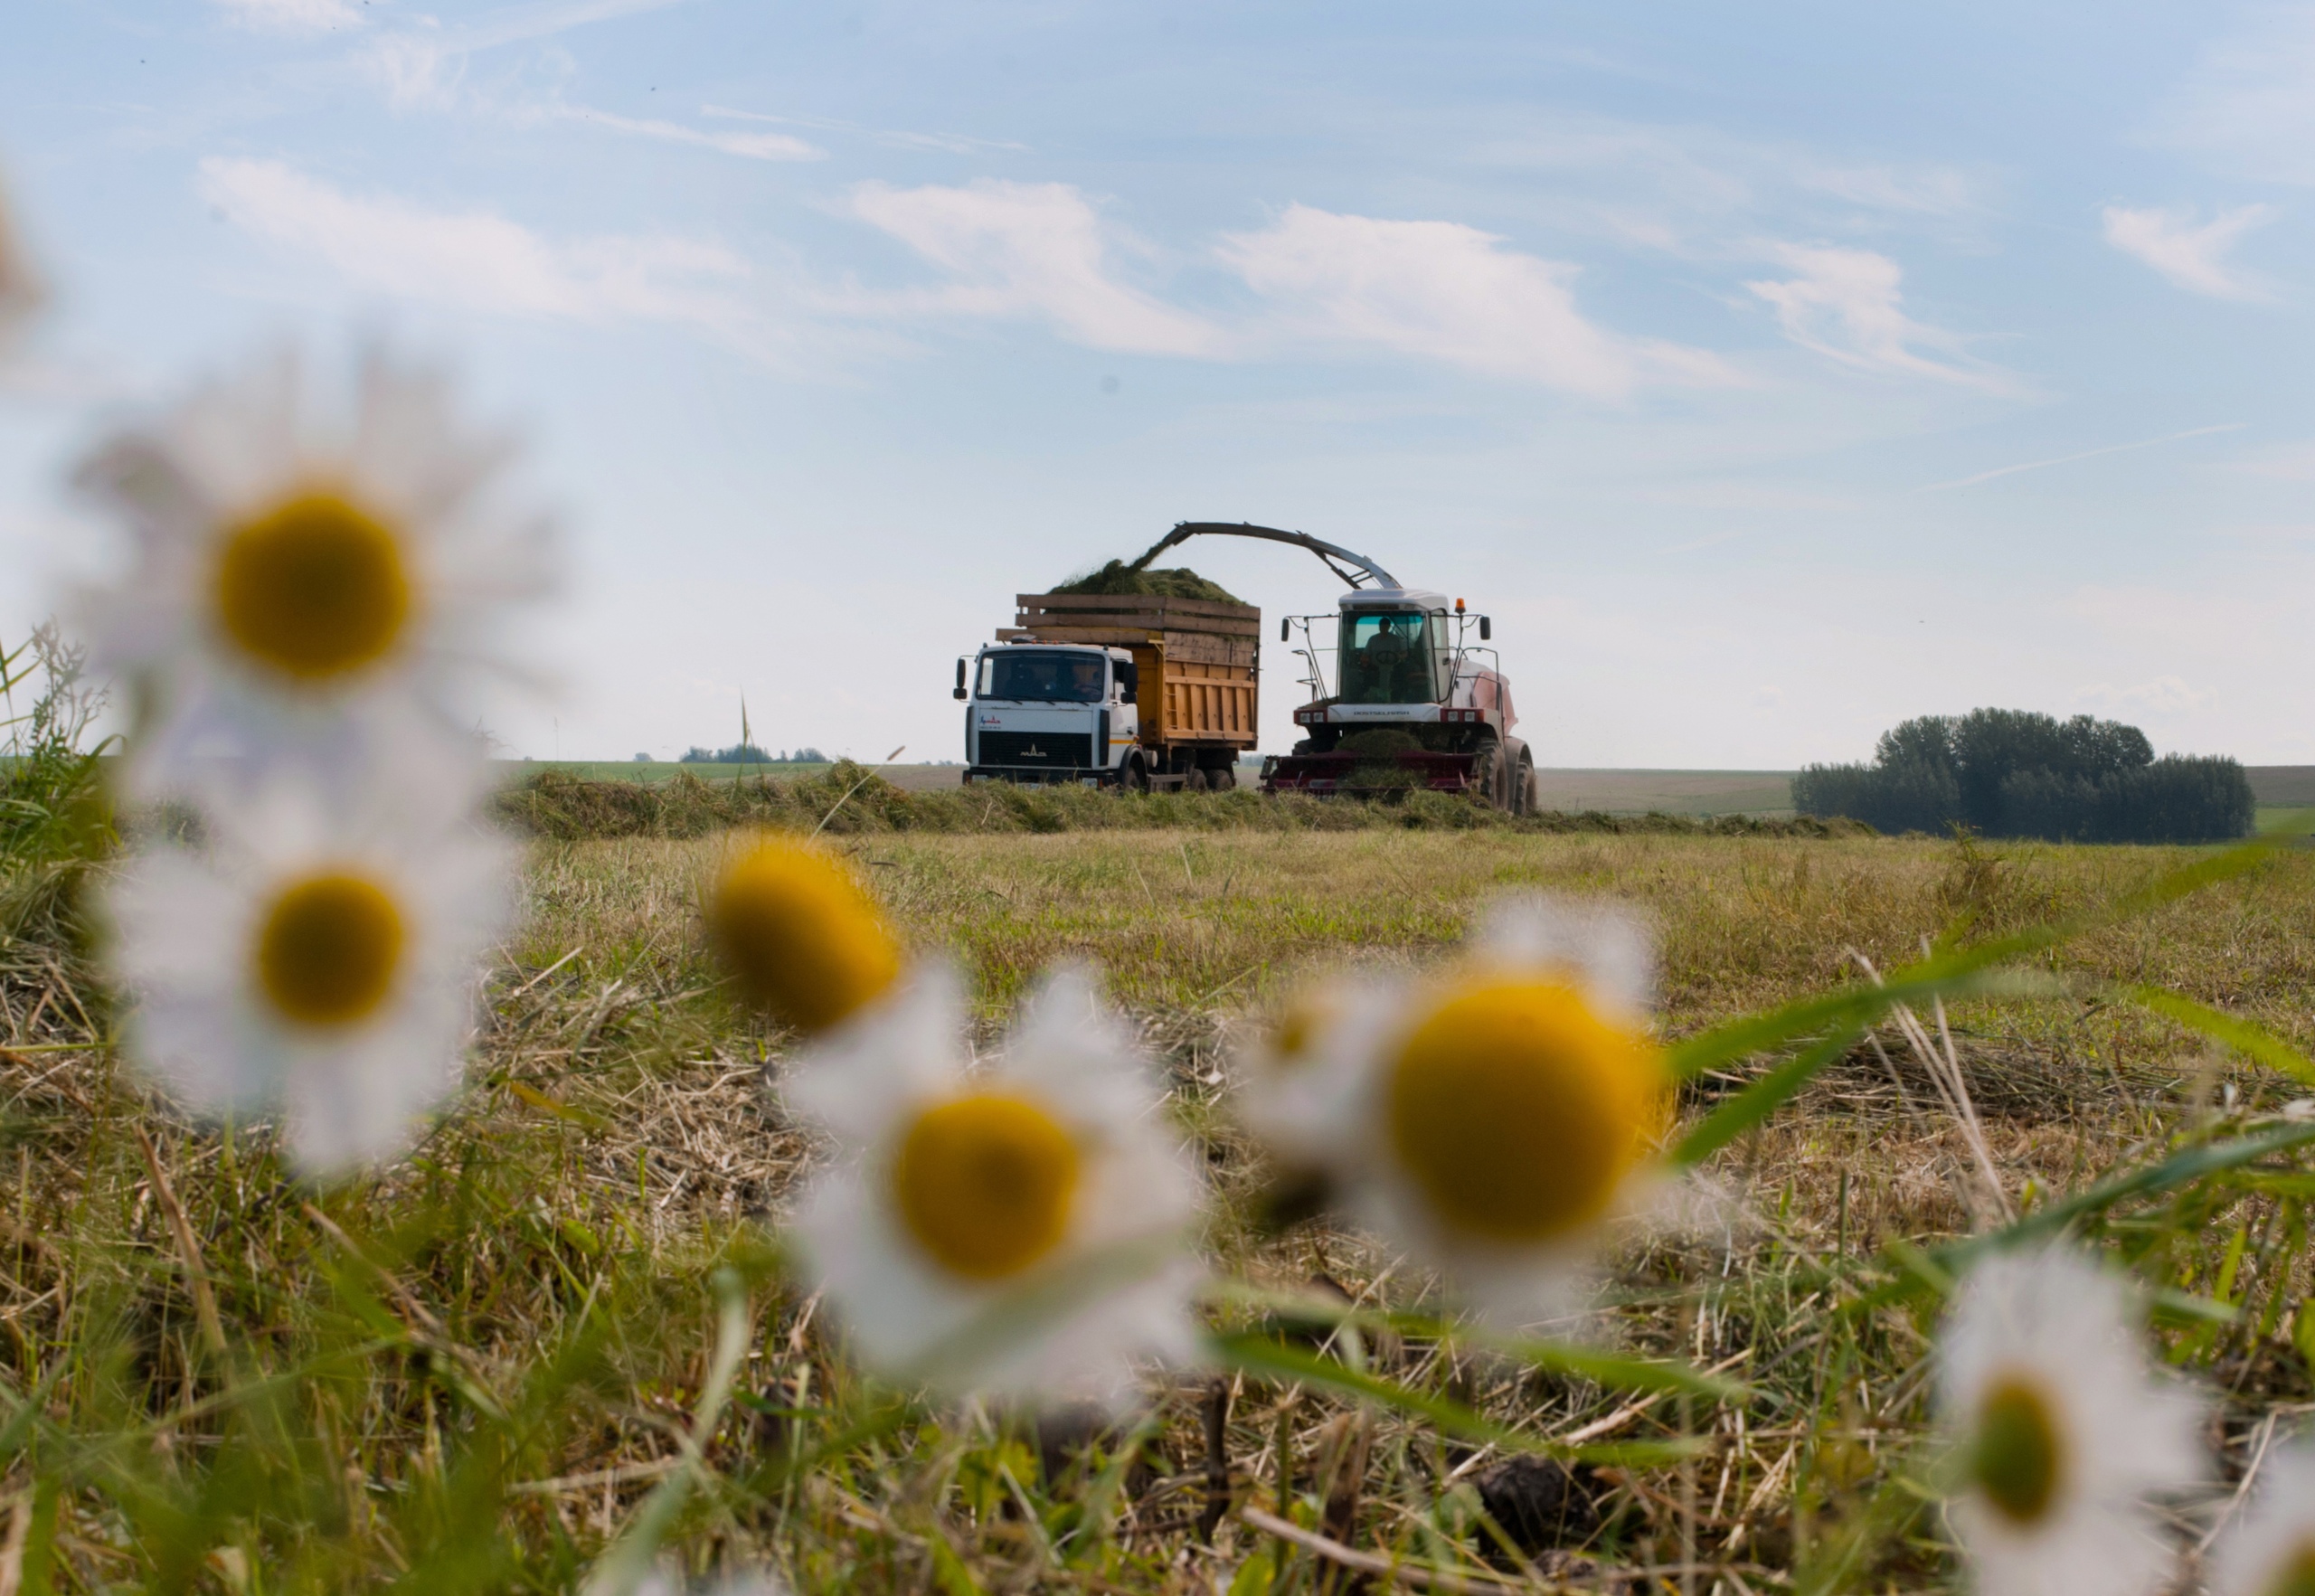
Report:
957,642,1139,787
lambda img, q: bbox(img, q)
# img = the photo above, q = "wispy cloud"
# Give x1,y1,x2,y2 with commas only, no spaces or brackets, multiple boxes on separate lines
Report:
1915,423,2244,494
361,0,687,110
1745,243,2001,387
2101,203,2276,299
212,0,370,35
704,105,1025,156
1794,161,1977,218
2075,675,2214,717
2156,5,2315,185
2221,439,2315,481
846,179,1222,356
522,104,821,161
1216,203,1731,396
196,156,775,351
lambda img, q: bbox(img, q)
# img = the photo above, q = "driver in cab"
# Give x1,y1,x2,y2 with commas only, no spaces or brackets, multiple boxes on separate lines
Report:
1362,616,1413,700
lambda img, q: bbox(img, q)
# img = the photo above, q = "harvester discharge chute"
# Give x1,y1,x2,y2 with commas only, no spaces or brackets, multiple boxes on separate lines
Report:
1129,524,1537,812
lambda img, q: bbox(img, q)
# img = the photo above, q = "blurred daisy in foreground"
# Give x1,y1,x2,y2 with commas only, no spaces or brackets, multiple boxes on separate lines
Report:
2209,1445,2315,1596
71,344,553,801
106,771,513,1173
702,833,902,1034
1238,895,1664,1322
0,167,43,346
1937,1246,2201,1596
782,964,1201,1407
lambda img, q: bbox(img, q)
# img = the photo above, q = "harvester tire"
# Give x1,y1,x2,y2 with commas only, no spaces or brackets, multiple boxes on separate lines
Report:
1469,741,1505,809
1515,750,1536,816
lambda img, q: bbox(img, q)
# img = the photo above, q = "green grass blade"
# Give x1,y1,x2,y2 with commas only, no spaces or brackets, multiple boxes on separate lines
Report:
2118,984,2315,1084
1672,1024,1866,1166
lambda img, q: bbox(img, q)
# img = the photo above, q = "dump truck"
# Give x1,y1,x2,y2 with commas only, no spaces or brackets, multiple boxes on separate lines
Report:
955,588,1259,790
1115,523,1536,810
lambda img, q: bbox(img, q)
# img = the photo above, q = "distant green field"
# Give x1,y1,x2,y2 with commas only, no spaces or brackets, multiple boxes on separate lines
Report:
499,763,2315,825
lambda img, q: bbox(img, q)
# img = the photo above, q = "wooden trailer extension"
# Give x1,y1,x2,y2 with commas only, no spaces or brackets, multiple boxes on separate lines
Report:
1001,592,1260,767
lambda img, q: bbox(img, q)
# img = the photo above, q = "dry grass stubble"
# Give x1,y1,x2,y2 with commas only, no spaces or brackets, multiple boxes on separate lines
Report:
7,825,2313,1589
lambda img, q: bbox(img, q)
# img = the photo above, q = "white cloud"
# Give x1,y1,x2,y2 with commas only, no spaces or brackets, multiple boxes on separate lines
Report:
196,157,770,347
2157,6,2315,185
2100,203,2276,300
846,180,1222,356
1745,243,2001,387
211,0,368,35
1215,203,1730,397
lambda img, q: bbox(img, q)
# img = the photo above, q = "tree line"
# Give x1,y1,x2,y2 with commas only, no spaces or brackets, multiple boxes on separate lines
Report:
1791,709,2254,843
676,742,830,765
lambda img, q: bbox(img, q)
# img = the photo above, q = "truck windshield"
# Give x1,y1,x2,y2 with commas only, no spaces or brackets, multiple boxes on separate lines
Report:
1337,612,1435,704
979,650,1107,703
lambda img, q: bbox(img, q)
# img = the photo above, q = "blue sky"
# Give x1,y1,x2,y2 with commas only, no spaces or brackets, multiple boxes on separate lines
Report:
3,0,2311,767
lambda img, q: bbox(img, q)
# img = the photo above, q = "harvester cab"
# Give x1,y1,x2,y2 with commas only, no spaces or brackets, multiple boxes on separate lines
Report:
1265,588,1535,811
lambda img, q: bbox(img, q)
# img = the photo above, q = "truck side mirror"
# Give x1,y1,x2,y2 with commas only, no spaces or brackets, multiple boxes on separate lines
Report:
1281,618,1291,642
1479,617,1491,641
953,658,969,701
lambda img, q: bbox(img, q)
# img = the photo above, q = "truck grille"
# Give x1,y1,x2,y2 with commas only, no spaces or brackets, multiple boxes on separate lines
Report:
978,731,1095,770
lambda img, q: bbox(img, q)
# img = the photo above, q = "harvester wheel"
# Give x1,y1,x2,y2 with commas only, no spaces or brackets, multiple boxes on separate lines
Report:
1469,740,1505,809
1514,750,1536,816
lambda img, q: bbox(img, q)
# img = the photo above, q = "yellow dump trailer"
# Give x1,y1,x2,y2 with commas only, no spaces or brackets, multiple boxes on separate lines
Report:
997,591,1259,789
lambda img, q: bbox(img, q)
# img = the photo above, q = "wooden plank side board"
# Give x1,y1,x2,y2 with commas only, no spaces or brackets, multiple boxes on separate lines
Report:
1017,610,1263,638
996,626,1160,647
1016,591,1259,621
1161,631,1259,667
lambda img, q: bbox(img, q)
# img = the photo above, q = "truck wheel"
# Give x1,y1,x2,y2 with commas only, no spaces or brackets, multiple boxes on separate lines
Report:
1122,753,1149,794
1209,763,1237,792
1185,768,1209,793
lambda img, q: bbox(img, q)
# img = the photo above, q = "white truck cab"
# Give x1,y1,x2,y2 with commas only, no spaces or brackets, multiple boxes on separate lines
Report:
954,642,1139,787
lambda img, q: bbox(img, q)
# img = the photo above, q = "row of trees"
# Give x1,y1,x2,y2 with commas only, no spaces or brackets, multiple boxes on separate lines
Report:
675,742,829,765
1791,709,2254,843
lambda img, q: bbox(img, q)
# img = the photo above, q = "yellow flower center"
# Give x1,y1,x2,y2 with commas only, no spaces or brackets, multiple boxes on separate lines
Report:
1385,978,1659,1243
1267,992,1337,1070
703,838,901,1033
256,872,406,1028
892,1092,1081,1280
1969,1374,2065,1527
213,491,413,681
2263,1541,2315,1596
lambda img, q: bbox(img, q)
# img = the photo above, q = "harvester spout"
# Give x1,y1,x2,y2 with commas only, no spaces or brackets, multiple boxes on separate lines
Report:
1128,522,1401,590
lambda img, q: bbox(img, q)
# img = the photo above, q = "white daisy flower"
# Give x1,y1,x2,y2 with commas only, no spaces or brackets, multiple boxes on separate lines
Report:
2209,1444,2315,1596
782,963,1203,1408
71,343,553,803
105,768,515,1174
700,834,902,1036
1937,1246,2204,1596
0,167,43,347
1234,894,1666,1324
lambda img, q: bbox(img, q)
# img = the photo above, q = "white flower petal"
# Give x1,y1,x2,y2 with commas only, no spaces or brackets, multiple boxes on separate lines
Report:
780,968,1205,1407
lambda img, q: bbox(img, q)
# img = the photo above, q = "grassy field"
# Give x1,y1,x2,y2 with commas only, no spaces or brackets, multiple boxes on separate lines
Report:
8,807,2315,1591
